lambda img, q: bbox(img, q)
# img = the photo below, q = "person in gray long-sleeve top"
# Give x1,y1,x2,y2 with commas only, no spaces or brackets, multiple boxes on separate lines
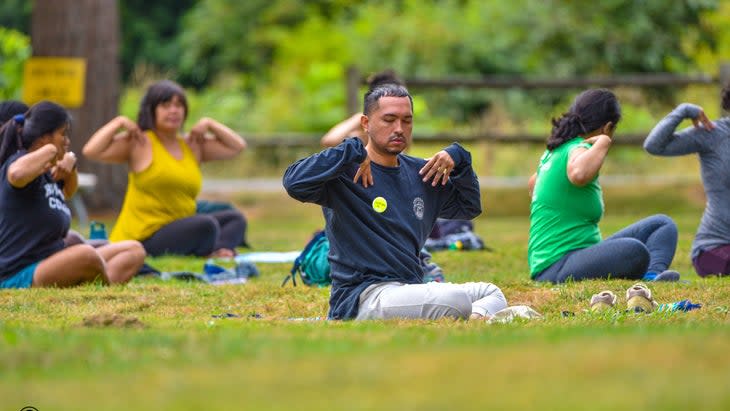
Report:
644,85,730,276
283,84,507,320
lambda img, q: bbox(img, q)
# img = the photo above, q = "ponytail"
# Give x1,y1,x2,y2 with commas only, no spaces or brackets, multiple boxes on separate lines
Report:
545,89,621,151
0,101,70,166
547,113,588,150
0,115,25,166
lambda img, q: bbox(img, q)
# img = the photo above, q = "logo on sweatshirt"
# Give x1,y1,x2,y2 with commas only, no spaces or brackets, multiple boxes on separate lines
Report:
413,197,424,220
372,196,388,213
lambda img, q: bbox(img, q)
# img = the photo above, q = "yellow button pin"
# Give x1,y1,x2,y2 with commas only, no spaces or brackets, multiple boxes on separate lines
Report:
372,196,387,213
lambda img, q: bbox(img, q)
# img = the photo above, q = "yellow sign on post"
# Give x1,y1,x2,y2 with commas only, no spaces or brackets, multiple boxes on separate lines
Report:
22,57,87,108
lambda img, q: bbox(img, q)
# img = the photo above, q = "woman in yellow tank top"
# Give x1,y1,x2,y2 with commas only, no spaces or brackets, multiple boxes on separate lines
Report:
83,80,247,257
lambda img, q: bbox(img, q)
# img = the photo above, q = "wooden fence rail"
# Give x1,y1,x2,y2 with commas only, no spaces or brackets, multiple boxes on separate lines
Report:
345,63,730,119
244,131,649,150
241,64,730,164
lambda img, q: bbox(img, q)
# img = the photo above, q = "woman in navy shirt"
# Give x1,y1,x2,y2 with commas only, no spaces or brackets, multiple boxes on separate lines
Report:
0,101,145,288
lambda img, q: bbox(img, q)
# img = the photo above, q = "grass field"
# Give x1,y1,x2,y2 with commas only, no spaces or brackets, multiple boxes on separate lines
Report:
2,184,730,411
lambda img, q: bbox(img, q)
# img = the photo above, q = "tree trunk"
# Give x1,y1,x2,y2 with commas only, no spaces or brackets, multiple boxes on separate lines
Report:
31,0,125,211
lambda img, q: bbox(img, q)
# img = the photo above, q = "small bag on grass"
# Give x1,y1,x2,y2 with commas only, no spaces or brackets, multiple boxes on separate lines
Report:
282,230,331,287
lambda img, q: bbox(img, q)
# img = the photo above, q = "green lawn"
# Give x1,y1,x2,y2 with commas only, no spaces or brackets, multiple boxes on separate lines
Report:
2,185,729,411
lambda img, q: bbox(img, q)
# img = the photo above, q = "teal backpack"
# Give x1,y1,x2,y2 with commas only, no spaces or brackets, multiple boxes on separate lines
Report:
283,231,331,287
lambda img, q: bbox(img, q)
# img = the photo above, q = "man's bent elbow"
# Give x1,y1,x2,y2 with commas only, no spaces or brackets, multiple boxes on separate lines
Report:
283,181,316,203
465,203,482,219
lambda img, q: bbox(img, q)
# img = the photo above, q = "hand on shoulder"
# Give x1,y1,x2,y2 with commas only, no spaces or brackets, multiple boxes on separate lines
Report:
187,117,213,145
583,134,612,146
691,108,715,131
353,155,373,188
113,116,145,143
51,151,77,181
419,150,454,186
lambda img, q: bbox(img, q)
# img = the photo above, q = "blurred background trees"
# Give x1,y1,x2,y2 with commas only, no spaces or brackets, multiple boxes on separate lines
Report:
0,26,29,100
1,0,726,133
0,0,727,209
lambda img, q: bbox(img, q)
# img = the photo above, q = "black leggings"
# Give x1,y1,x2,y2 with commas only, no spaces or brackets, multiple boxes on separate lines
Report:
141,210,246,257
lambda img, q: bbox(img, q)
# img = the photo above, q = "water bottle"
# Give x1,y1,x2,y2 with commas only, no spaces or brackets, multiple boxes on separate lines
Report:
88,221,107,240
448,240,464,250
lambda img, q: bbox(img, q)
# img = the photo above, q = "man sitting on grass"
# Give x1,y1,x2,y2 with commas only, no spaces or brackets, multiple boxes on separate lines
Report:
283,84,507,320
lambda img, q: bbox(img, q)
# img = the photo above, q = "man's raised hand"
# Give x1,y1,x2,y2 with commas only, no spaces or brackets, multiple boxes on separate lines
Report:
419,150,454,186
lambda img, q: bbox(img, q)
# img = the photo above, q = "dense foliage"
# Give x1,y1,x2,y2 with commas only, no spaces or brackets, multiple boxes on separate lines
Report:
0,27,30,100
119,0,198,83
0,0,31,34
166,0,723,131
1,0,726,132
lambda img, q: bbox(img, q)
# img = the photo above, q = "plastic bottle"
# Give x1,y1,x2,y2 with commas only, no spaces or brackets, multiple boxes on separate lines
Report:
448,240,463,250
88,221,107,240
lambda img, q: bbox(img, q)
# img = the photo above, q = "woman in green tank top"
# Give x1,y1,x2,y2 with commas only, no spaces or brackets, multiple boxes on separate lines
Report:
527,89,681,283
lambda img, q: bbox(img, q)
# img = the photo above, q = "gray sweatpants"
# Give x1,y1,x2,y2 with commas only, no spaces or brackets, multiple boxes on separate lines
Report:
356,281,507,320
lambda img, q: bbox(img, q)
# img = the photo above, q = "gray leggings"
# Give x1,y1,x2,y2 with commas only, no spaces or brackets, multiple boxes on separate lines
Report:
535,214,678,283
356,281,507,320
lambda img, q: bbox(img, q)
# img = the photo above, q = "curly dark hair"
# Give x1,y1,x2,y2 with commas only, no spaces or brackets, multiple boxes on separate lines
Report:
722,84,730,112
547,89,621,151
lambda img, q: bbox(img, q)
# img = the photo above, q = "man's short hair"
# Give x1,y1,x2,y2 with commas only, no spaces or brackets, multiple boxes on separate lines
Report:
363,84,413,115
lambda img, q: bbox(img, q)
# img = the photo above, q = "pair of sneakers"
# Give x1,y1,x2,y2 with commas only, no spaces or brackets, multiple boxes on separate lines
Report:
590,283,658,313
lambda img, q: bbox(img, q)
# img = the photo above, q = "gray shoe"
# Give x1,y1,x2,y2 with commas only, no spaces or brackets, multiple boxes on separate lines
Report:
626,283,658,313
653,270,680,282
590,290,617,311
